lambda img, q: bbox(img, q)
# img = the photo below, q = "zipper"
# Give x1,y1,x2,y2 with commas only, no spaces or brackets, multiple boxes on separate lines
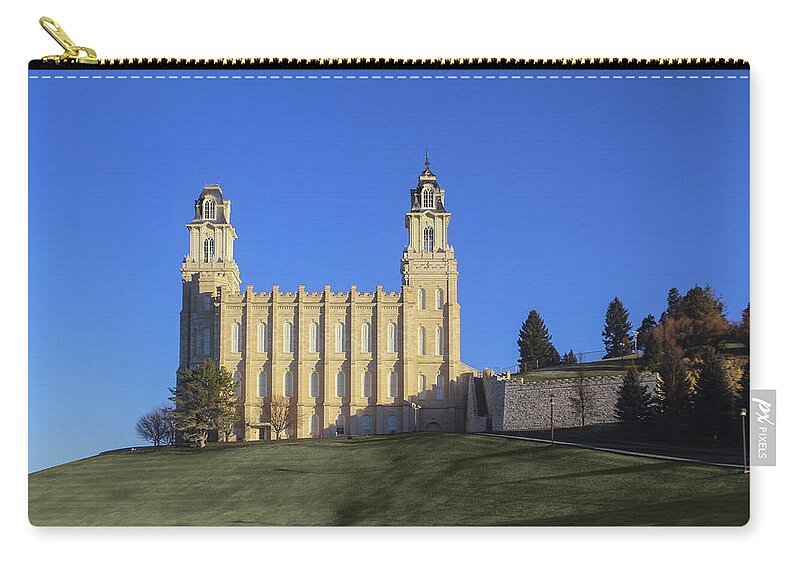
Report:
31,16,750,70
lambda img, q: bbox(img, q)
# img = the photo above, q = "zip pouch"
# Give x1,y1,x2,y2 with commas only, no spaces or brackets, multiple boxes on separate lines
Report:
28,17,750,526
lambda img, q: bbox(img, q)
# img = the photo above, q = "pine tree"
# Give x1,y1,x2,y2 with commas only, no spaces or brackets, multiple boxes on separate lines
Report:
655,336,691,438
602,297,633,359
643,329,663,370
615,367,653,427
169,358,239,447
636,314,658,350
666,288,684,318
739,304,750,347
517,310,558,371
693,348,736,438
739,361,750,408
560,349,578,366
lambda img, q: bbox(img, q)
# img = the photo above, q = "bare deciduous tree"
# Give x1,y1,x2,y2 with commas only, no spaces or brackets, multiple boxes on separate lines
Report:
268,396,301,441
136,406,175,446
568,363,596,427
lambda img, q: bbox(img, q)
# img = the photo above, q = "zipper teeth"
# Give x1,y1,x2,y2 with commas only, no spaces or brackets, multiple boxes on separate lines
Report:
101,57,749,68
30,57,750,69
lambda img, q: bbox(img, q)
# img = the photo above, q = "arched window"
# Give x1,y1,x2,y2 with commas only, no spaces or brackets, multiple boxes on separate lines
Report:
283,370,293,397
203,199,215,220
423,226,434,252
388,370,398,398
310,371,319,398
203,295,211,311
335,322,345,353
203,237,215,262
336,371,345,398
436,374,445,400
310,414,320,437
283,322,294,353
257,322,268,353
309,322,319,353
361,322,371,353
258,371,267,398
418,326,426,355
203,327,211,356
436,326,444,356
233,371,241,398
387,414,398,435
361,414,372,436
422,188,434,209
387,322,397,353
418,374,426,399
418,288,426,310
362,370,371,398
231,322,241,353
436,288,444,309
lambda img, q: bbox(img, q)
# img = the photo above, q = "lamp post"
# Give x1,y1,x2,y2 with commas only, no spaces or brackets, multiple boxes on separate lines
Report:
550,394,555,445
411,402,421,433
741,407,749,474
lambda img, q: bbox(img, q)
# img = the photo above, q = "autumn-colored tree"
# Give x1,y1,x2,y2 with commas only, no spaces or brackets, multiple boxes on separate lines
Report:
662,285,729,356
654,328,692,438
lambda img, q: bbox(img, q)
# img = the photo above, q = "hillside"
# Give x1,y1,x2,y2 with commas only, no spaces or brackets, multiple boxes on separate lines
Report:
513,354,644,382
29,433,748,526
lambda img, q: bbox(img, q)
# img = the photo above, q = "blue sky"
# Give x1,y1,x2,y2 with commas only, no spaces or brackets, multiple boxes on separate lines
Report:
28,69,749,471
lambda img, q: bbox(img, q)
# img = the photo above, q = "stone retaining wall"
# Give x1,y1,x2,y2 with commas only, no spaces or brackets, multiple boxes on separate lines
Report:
467,373,658,432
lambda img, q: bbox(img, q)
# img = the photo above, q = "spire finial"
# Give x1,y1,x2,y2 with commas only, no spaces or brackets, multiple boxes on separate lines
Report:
425,148,430,169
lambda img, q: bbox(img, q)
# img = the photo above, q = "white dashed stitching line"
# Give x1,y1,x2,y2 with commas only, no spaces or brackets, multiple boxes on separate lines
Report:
30,73,750,82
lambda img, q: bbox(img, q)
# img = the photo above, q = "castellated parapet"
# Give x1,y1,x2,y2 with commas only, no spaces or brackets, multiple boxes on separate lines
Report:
179,163,477,442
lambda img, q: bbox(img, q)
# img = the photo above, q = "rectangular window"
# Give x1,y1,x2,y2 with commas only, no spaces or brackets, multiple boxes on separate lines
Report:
203,328,211,356
335,322,345,353
231,323,241,353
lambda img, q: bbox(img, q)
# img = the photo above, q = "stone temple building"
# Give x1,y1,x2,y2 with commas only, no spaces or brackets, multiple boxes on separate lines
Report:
178,158,477,440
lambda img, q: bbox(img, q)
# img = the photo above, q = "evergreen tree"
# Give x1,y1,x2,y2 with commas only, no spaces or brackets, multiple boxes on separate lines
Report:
739,361,750,408
655,337,691,438
602,297,633,359
692,348,736,438
517,310,558,370
739,304,750,347
643,329,664,370
545,344,561,368
560,349,578,366
666,288,683,319
636,314,658,350
615,367,653,427
169,358,239,447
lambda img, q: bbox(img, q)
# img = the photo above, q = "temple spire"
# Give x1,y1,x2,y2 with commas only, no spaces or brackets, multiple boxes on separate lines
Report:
425,148,430,169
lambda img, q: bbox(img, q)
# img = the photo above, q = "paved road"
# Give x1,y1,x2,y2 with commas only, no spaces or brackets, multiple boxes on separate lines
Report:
482,430,747,469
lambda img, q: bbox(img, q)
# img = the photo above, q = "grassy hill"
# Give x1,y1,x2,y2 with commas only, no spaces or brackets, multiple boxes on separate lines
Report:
513,354,644,383
29,433,748,526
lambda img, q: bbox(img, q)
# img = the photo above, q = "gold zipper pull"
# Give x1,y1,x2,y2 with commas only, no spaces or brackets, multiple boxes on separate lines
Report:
39,16,98,64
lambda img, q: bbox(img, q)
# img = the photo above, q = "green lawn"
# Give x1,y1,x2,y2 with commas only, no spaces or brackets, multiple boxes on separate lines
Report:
28,433,748,526
514,354,644,382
